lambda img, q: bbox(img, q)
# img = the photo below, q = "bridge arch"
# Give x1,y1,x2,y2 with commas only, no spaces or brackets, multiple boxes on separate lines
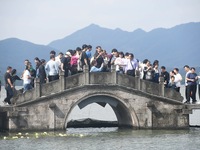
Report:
64,93,139,129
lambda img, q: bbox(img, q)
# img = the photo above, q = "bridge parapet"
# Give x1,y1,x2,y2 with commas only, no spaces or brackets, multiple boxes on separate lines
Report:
40,79,60,96
13,65,183,105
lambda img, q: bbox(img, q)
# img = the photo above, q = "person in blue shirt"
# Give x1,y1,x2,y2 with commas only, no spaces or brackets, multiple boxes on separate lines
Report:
86,45,92,61
90,60,104,72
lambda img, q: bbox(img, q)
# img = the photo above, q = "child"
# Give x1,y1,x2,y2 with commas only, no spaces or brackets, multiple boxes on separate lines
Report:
168,76,177,90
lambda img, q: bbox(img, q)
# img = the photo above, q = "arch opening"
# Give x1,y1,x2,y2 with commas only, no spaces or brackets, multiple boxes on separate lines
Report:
65,95,138,129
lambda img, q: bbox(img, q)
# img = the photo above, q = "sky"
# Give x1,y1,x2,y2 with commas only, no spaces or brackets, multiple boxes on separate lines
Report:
0,0,200,45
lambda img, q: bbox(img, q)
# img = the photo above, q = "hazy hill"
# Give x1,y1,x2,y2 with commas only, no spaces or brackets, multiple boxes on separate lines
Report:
49,22,200,68
0,38,55,81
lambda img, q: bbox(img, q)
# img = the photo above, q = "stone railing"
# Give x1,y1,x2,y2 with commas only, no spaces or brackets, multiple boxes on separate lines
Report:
13,65,183,105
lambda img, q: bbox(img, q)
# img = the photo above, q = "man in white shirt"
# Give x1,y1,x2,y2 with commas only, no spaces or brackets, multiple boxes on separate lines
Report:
45,55,59,82
55,52,64,69
23,66,33,93
125,53,138,77
173,68,183,92
184,65,191,103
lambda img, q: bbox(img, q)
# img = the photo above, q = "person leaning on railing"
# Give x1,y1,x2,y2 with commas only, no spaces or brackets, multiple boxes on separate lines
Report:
90,60,104,72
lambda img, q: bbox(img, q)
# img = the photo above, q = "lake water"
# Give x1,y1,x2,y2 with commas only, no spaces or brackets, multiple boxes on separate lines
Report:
1,128,200,150
1,86,200,150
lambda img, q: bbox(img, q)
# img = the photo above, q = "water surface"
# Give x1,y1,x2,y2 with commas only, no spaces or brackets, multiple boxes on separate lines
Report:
0,128,200,150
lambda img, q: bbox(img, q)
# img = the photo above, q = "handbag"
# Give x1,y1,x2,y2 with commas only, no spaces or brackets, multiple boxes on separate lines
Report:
127,60,135,76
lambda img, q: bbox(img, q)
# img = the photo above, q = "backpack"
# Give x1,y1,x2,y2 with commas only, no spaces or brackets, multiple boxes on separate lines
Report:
71,56,78,66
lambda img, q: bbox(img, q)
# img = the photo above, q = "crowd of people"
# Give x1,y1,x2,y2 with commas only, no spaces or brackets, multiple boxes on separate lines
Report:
2,44,200,105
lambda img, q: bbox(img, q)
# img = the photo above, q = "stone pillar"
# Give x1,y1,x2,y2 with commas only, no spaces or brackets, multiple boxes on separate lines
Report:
111,65,116,72
159,77,165,97
146,102,153,128
83,65,90,84
49,103,56,130
111,65,117,84
34,78,41,98
135,70,141,90
59,70,65,91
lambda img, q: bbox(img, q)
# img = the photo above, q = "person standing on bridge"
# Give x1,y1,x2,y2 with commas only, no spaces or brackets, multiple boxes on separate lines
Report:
125,53,138,77
23,60,36,88
152,60,160,83
184,65,191,104
107,48,118,71
115,51,126,74
70,49,79,75
143,60,154,81
160,66,170,88
50,50,56,56
185,67,198,104
90,59,104,72
56,52,64,70
34,57,41,78
11,69,22,96
92,46,104,69
23,64,33,93
61,51,71,77
86,45,92,62
168,76,177,90
3,66,14,105
45,55,59,82
173,68,182,92
38,59,47,84
80,44,90,70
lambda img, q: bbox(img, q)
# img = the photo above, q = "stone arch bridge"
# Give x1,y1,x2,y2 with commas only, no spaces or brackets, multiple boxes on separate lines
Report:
0,66,198,131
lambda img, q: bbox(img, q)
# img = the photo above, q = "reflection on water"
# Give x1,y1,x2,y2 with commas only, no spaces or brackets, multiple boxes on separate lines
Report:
0,128,200,150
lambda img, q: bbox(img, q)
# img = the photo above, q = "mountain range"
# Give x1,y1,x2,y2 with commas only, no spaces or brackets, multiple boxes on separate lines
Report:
0,22,200,83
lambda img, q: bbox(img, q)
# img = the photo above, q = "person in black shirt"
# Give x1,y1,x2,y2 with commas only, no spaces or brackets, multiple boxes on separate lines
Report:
93,46,104,69
11,69,21,83
38,59,47,84
11,69,22,96
34,57,41,78
107,48,118,70
61,52,71,77
80,44,89,69
161,66,170,88
4,66,14,105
